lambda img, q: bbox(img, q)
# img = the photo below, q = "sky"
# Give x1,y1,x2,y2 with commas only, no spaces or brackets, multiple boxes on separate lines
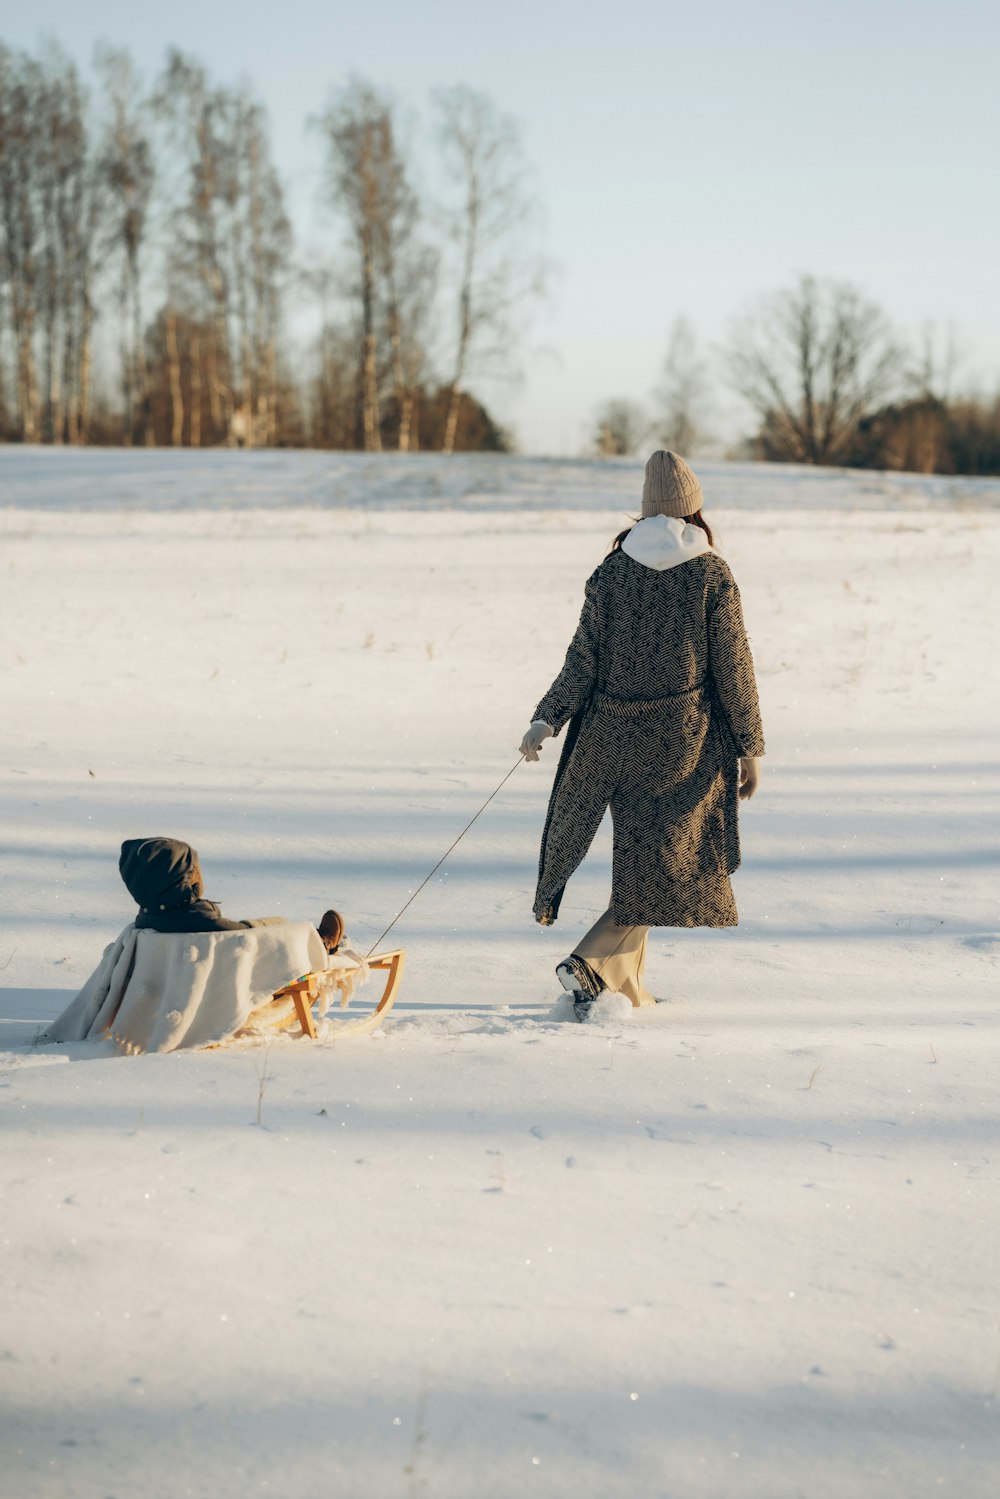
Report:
5,0,999,454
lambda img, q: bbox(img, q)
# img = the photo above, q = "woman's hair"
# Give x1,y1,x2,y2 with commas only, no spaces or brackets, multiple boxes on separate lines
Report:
609,509,715,553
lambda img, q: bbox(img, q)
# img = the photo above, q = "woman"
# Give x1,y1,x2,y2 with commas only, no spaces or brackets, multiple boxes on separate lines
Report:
519,450,764,1020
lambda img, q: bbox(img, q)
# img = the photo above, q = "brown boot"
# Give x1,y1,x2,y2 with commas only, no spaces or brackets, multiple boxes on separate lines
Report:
318,909,345,953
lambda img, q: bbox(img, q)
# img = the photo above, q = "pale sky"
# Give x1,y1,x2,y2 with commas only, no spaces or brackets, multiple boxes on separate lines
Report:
6,0,999,453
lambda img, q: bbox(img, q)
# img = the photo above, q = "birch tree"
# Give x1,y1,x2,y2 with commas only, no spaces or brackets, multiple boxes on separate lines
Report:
226,90,290,447
0,47,101,444
376,168,430,452
652,316,709,455
315,81,385,450
303,263,356,448
155,51,233,445
315,80,427,451
433,86,542,454
0,48,42,440
387,238,437,450
96,45,154,445
54,59,102,445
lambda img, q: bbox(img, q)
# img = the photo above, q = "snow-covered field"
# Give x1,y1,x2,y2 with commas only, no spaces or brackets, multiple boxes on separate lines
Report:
2,449,998,1499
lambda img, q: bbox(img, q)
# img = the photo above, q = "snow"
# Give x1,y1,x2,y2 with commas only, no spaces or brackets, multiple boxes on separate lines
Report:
546,991,636,1024
1,449,998,1497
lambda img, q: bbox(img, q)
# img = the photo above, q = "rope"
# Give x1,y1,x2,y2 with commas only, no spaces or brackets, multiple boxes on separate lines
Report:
366,756,525,958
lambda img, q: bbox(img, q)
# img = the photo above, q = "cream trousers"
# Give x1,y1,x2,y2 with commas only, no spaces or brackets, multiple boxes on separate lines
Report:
573,905,656,1007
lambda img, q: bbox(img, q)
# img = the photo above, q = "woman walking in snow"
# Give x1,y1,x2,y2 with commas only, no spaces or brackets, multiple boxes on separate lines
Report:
519,450,764,1019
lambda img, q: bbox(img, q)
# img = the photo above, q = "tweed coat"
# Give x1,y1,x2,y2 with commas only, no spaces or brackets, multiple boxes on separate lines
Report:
531,531,765,928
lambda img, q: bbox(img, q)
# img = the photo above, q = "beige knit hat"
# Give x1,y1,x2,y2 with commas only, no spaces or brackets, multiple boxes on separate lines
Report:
641,450,704,518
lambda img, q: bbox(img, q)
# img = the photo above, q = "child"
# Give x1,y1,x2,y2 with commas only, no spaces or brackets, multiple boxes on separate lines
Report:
118,836,345,953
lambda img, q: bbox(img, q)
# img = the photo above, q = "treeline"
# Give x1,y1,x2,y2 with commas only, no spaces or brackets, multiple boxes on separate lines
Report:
595,279,1000,475
0,42,541,451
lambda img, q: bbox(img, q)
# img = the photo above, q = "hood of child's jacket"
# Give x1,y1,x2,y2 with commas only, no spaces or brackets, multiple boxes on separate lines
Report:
621,514,712,571
119,837,198,912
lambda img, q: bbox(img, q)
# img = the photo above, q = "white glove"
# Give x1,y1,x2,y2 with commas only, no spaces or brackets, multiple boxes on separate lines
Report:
738,756,761,801
520,721,554,762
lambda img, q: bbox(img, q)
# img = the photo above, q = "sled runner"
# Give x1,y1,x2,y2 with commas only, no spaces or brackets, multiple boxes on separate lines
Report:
272,947,406,1040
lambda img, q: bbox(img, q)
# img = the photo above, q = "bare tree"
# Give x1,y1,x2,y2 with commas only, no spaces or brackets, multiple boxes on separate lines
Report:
153,62,288,449
0,46,530,454
315,80,395,451
593,398,646,457
164,301,184,445
226,88,290,446
0,276,9,435
314,80,435,453
36,63,65,442
55,62,102,445
391,239,437,450
0,47,43,440
377,170,437,452
0,46,101,445
155,51,233,446
726,275,901,464
433,86,543,454
96,45,154,445
652,316,709,455
907,320,962,404
307,293,360,447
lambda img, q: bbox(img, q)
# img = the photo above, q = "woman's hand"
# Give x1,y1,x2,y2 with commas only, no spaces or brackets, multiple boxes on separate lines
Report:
738,756,761,800
520,722,554,761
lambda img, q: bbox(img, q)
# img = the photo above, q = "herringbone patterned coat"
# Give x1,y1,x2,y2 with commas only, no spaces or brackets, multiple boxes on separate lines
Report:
532,544,764,927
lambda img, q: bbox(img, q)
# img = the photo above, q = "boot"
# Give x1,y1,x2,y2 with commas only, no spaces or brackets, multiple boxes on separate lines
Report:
556,955,604,1023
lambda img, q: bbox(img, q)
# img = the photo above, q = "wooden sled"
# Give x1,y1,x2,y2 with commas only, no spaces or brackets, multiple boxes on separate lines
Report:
271,948,406,1041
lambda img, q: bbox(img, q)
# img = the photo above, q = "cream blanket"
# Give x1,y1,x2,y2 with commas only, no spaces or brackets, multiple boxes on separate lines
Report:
45,922,360,1054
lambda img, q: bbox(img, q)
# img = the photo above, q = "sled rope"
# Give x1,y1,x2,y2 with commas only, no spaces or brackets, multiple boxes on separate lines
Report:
366,757,525,957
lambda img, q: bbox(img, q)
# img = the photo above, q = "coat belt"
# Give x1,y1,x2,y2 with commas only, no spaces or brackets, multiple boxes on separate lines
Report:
594,682,705,719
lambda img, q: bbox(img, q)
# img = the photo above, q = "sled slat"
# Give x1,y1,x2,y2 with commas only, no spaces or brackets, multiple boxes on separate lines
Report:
272,949,405,1039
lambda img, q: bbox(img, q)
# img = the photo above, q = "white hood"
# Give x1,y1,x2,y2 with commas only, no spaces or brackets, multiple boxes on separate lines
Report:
621,514,712,571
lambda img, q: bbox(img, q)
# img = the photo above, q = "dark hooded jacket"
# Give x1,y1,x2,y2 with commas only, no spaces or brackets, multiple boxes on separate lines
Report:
119,837,251,933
